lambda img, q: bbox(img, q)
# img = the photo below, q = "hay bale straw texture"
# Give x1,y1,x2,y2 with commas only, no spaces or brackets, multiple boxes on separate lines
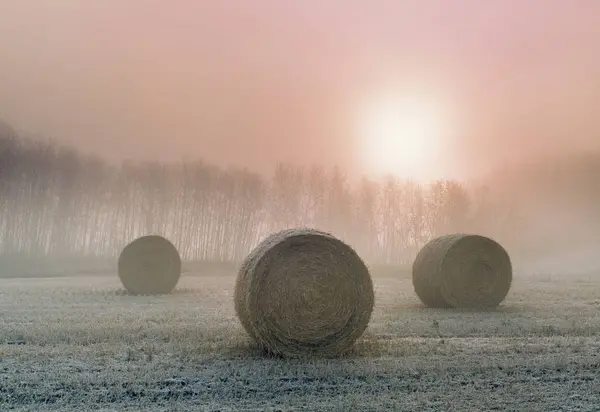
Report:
118,235,181,295
412,234,512,308
235,228,375,358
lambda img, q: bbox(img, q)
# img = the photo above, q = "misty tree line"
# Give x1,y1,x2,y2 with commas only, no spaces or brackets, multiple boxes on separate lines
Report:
2,121,599,265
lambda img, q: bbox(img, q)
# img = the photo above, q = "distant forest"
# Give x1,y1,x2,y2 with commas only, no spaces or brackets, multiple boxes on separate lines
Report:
2,120,600,266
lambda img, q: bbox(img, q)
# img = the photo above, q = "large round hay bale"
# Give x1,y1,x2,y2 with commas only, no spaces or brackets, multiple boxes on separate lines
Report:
412,234,512,308
118,235,181,295
234,228,375,357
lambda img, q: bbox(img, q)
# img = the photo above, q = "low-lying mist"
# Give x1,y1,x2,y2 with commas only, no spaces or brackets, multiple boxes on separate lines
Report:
1,120,599,278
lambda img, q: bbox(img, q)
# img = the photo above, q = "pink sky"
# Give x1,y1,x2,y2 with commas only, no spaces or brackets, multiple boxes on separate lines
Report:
1,0,600,180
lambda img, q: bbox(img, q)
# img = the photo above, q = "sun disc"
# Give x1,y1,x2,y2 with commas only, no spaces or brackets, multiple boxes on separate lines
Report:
358,96,444,181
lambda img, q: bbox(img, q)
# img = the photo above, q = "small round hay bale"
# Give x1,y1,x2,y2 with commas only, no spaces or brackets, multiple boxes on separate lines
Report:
118,235,181,295
234,228,375,357
412,234,512,309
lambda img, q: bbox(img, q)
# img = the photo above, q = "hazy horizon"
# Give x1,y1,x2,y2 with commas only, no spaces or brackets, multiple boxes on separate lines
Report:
2,0,600,182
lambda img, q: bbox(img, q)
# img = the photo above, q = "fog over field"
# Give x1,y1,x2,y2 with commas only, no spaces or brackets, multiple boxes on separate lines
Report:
2,121,600,278
1,1,600,276
1,1,600,410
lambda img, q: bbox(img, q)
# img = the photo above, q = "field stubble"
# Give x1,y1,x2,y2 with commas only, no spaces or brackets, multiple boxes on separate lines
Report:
1,269,600,411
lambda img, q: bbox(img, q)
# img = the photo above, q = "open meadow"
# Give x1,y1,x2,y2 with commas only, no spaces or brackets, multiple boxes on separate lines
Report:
1,268,600,411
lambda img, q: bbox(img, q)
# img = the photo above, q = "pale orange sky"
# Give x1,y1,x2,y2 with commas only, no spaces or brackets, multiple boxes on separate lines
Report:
1,0,600,180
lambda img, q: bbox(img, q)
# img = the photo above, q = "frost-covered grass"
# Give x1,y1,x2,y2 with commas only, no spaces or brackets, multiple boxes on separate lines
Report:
1,270,599,411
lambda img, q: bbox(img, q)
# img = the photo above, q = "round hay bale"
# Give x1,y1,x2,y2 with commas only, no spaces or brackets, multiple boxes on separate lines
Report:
412,234,512,308
118,235,181,295
234,228,375,357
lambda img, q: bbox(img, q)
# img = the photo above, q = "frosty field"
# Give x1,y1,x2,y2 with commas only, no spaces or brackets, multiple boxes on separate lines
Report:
1,269,599,411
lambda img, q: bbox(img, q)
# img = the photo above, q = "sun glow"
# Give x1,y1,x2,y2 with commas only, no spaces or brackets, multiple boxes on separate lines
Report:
358,96,446,181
